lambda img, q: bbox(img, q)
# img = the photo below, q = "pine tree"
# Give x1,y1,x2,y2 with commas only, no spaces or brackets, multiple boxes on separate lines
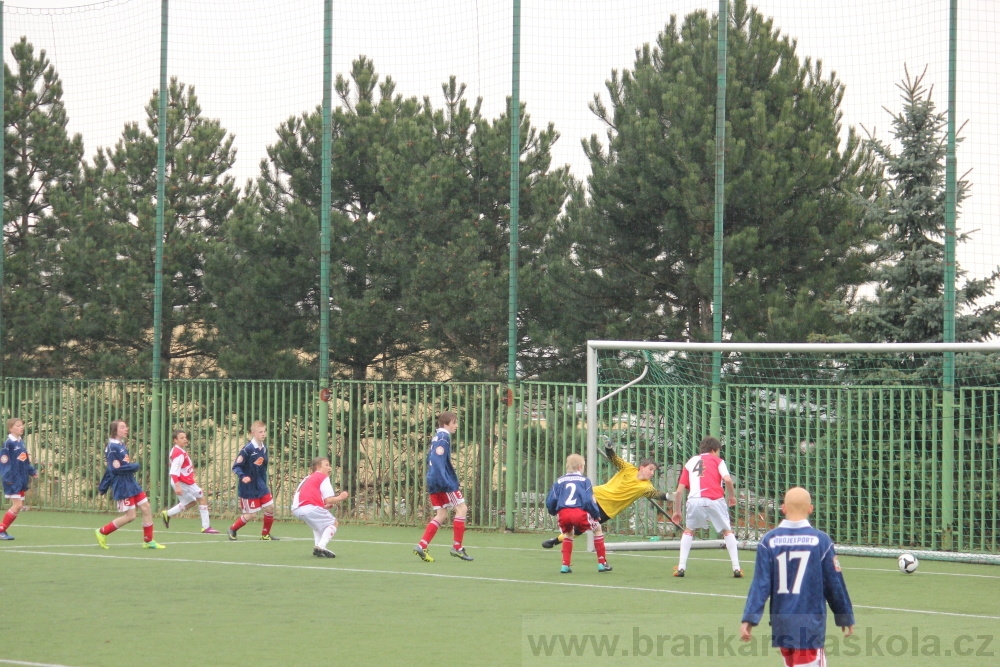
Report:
1,38,84,376
382,80,573,380
553,0,881,353
51,78,237,377
209,59,571,381
208,58,427,380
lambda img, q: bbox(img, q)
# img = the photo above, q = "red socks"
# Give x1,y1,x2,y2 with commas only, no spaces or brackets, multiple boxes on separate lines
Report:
143,523,154,542
262,513,274,536
419,519,441,548
594,534,608,565
230,516,248,534
0,510,17,532
562,536,574,566
452,516,466,549
100,521,118,536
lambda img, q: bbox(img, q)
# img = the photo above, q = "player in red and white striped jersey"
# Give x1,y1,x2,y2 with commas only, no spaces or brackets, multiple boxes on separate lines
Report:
291,457,349,558
159,430,220,534
671,436,742,577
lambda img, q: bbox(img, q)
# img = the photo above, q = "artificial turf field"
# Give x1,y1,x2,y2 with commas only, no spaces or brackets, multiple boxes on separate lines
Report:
1,512,998,667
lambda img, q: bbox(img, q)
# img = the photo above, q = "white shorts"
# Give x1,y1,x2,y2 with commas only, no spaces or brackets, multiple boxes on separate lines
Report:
429,490,465,510
292,505,336,533
685,497,732,532
174,482,204,506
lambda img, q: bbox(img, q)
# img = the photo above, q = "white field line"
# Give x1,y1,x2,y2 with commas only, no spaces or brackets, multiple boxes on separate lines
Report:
4,546,999,621
14,525,1000,578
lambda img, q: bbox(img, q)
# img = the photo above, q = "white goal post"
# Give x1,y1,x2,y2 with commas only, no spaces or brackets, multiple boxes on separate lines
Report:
586,340,1000,562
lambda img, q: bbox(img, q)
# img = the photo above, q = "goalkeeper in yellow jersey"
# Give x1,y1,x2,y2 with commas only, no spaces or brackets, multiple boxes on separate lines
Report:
541,443,670,550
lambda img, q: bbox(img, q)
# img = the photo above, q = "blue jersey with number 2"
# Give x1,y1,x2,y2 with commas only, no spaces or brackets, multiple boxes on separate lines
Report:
545,472,601,520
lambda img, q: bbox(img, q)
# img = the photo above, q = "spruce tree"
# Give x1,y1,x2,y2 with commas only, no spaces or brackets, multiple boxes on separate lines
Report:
848,67,1000,346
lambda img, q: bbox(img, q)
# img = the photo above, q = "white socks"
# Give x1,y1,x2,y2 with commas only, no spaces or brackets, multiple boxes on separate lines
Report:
318,524,337,549
678,533,694,569
724,533,741,569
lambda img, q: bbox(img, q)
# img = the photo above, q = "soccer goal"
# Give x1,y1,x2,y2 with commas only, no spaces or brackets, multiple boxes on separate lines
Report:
587,341,1000,564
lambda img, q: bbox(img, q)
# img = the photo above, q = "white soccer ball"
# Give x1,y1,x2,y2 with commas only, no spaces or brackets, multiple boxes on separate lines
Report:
898,553,919,574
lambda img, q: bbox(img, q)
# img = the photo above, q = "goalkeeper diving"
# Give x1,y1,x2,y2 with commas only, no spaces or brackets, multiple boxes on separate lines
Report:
541,442,670,553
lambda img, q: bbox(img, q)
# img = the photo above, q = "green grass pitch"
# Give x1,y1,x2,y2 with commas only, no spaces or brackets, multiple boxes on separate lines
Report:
1,512,998,666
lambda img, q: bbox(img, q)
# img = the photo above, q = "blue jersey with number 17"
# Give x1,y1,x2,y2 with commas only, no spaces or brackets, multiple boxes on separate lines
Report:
545,472,601,520
742,519,855,649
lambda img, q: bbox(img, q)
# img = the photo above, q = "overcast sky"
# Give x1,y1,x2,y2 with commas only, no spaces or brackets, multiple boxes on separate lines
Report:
4,0,998,278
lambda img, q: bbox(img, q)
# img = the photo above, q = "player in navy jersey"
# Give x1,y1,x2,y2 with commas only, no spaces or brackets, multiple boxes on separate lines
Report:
545,453,611,573
291,456,349,557
413,411,473,562
229,421,278,540
95,420,165,549
671,436,742,577
0,418,39,540
740,486,854,667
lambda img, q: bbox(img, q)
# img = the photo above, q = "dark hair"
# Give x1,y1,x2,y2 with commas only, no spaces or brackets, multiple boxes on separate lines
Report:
638,458,660,470
109,420,126,439
699,436,722,454
438,411,457,428
172,429,188,442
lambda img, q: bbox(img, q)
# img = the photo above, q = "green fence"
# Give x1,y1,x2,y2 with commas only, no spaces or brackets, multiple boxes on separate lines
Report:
721,385,1000,554
2,377,997,554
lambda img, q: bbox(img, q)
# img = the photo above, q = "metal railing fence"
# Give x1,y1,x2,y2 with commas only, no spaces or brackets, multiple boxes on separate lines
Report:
2,377,997,553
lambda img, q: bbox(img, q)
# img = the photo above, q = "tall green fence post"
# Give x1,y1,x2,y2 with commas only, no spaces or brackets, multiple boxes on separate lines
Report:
318,0,333,462
710,0,729,438
0,1,5,379
941,0,959,551
149,0,170,510
503,0,522,532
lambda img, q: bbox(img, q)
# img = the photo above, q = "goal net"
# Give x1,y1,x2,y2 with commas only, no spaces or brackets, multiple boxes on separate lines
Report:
587,341,1000,564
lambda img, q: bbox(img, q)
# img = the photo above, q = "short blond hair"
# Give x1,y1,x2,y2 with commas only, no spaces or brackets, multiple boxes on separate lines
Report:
565,453,585,473
7,418,23,434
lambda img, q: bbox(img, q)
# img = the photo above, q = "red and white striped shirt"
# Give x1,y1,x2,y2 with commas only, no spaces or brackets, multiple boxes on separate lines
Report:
168,445,196,485
678,453,730,500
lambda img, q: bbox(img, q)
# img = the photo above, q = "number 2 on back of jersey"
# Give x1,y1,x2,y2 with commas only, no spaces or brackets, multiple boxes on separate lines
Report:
565,482,578,506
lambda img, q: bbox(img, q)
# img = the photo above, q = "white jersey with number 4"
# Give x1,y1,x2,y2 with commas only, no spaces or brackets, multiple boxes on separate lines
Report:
679,453,729,500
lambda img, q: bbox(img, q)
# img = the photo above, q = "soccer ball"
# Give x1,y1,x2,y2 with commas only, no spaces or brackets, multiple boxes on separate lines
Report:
898,553,919,574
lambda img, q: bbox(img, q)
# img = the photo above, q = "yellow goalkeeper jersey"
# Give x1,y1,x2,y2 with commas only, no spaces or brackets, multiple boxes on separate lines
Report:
593,451,661,519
